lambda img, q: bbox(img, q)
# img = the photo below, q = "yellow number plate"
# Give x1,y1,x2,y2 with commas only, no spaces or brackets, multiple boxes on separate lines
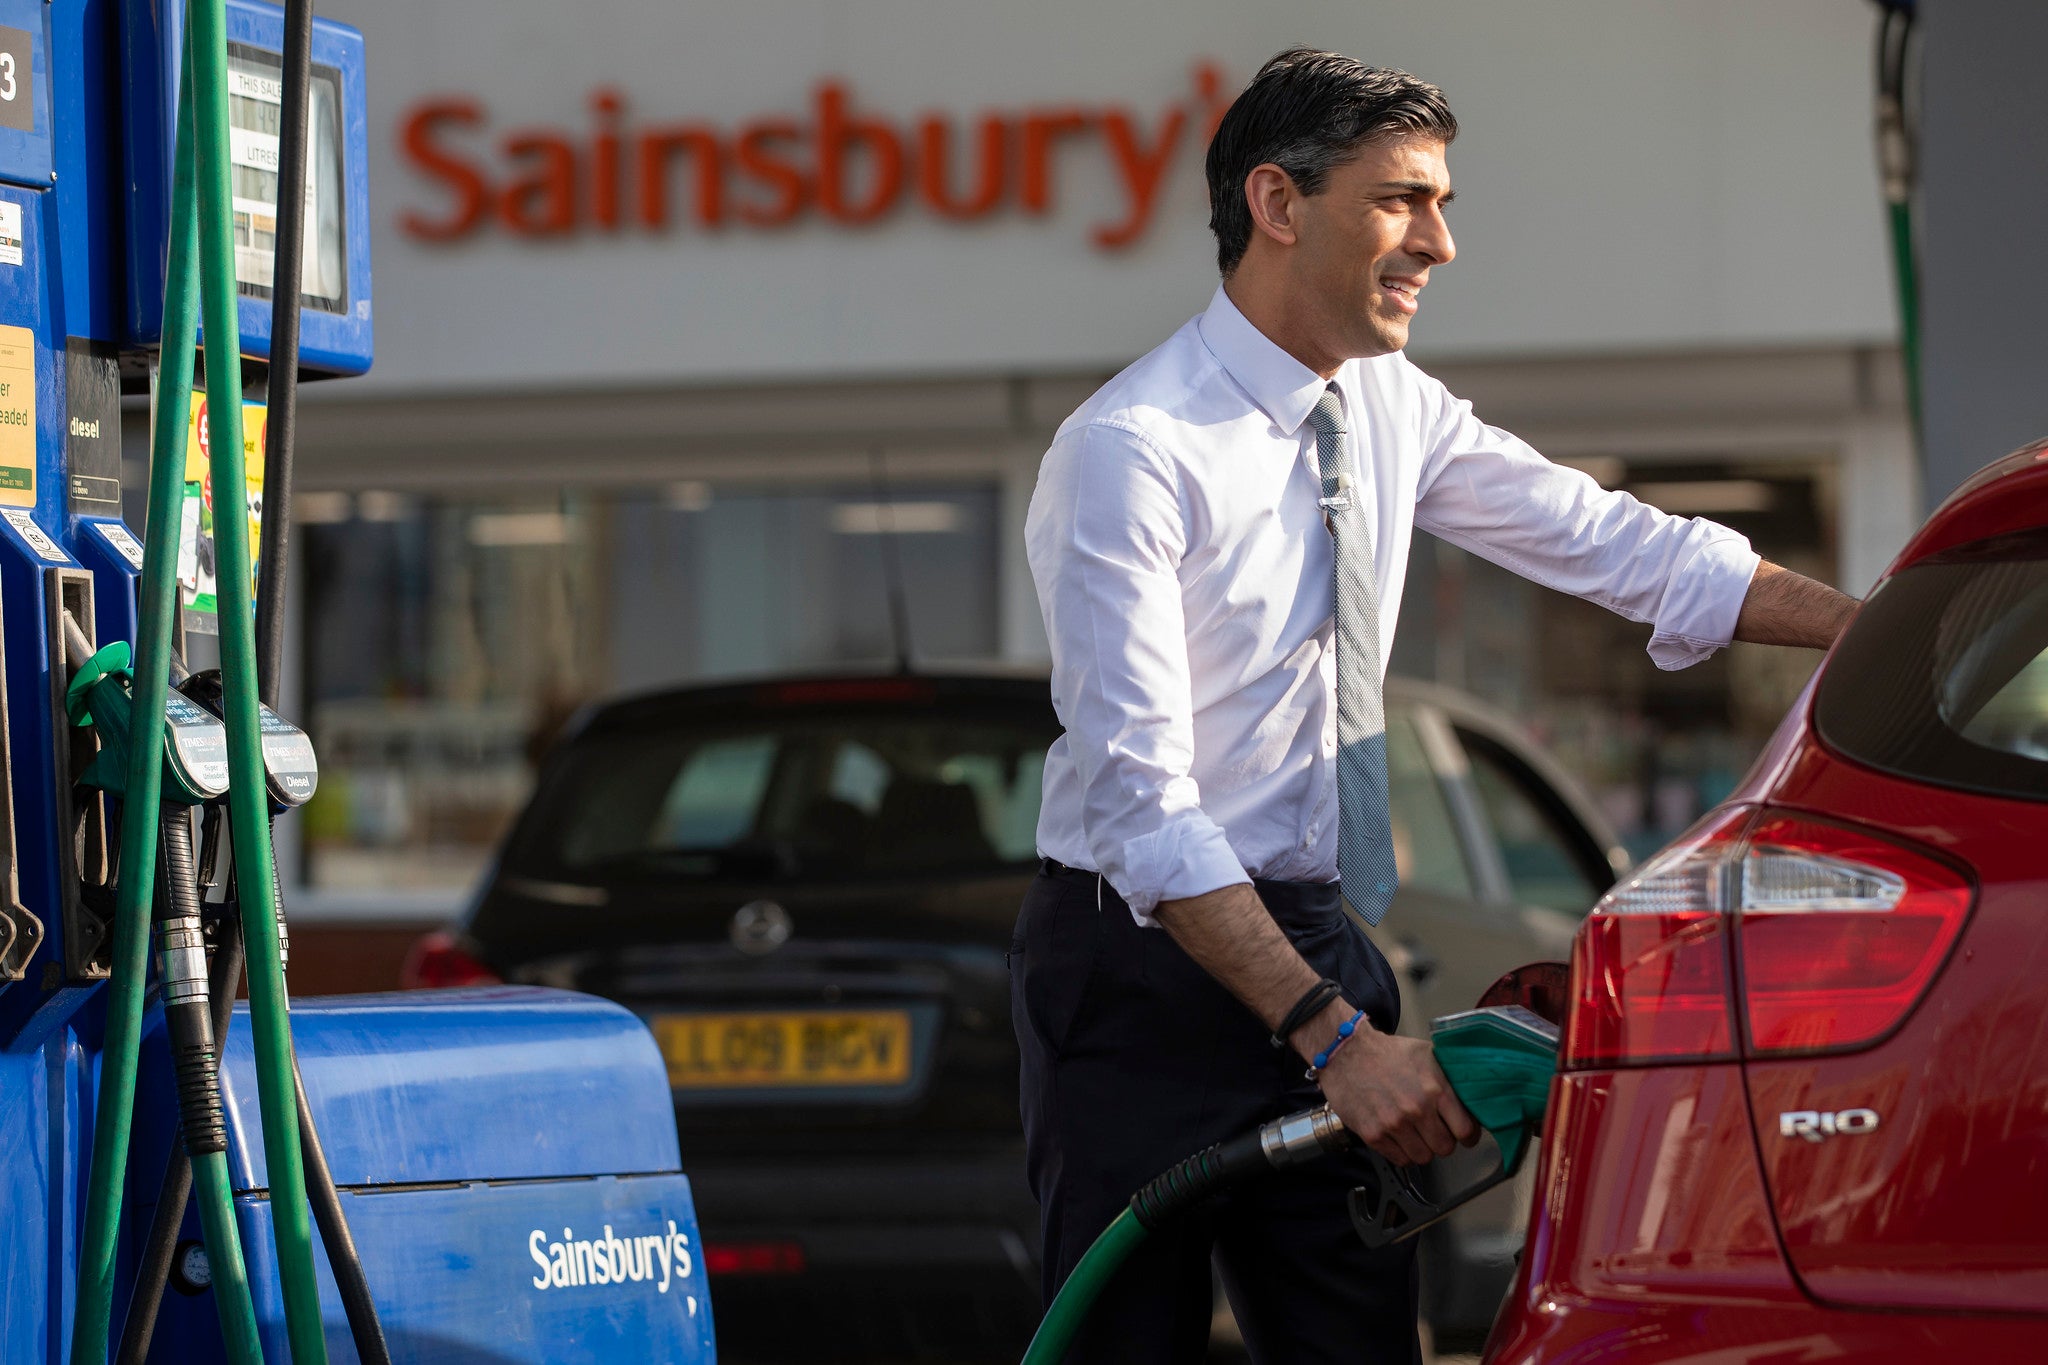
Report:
653,1010,914,1089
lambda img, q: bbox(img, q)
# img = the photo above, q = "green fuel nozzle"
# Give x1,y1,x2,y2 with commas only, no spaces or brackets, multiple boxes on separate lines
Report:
1347,1004,1560,1250
1429,1004,1558,1174
64,638,231,807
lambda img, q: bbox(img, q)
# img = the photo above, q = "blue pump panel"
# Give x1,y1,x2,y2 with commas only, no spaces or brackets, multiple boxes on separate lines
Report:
128,988,715,1364
181,987,689,1187
0,0,53,191
121,0,372,374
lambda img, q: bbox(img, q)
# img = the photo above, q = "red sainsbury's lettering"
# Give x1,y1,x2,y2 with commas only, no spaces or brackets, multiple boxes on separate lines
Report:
397,65,1227,251
399,99,490,240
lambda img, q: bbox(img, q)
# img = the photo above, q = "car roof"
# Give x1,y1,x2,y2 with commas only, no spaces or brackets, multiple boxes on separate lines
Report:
1897,438,2048,567
572,670,1055,741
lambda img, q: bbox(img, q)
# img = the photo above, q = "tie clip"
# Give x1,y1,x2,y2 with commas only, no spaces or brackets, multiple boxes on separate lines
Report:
1318,472,1352,512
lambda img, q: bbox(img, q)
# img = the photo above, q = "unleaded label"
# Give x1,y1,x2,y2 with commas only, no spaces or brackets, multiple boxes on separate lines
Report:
0,324,33,505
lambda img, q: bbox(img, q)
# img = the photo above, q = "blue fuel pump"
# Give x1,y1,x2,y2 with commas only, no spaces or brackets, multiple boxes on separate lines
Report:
0,7,714,1365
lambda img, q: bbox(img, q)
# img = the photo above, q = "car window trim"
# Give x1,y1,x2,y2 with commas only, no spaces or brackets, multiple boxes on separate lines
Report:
1408,704,1514,907
1451,723,1619,911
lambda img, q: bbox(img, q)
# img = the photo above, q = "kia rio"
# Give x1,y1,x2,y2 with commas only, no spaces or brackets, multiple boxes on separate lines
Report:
1485,444,2048,1363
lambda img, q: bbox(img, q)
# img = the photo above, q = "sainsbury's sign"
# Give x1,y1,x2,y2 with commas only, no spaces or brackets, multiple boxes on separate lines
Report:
399,64,1229,251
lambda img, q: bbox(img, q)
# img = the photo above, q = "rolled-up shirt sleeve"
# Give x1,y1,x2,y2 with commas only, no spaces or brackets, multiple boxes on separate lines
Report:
1026,421,1250,923
1412,378,1761,670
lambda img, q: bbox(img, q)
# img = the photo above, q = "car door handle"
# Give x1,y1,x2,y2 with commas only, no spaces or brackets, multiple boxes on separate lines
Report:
1398,938,1439,986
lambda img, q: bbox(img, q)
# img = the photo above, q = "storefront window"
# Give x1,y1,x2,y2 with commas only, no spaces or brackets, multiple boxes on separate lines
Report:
298,482,1000,893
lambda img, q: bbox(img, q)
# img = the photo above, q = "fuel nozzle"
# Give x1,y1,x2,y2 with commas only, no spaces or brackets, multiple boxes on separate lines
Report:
176,669,319,811
1347,1003,1560,1251
63,633,230,806
59,631,236,1171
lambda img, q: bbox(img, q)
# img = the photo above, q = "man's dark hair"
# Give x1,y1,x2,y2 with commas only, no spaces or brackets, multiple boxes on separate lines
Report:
1206,49,1457,275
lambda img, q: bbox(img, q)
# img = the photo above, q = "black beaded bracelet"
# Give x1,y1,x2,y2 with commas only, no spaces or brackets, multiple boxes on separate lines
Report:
1270,977,1343,1050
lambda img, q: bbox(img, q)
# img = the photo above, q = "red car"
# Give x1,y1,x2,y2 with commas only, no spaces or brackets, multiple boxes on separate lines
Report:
1485,443,2048,1363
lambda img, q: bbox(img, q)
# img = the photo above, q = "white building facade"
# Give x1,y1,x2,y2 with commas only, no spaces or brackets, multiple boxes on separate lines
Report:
252,0,1913,921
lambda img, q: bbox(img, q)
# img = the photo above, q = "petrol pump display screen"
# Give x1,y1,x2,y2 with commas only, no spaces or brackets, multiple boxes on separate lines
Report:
120,0,373,375
227,42,348,315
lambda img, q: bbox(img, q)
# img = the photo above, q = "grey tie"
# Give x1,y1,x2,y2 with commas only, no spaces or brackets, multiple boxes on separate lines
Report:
1307,384,1398,926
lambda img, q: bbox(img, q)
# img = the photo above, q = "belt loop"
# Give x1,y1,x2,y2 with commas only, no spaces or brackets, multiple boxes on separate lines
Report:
1096,873,1104,913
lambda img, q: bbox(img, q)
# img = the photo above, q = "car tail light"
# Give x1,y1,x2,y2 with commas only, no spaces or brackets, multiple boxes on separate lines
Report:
1565,809,1747,1067
1737,815,1972,1054
704,1241,805,1276
399,930,503,989
1564,808,1974,1068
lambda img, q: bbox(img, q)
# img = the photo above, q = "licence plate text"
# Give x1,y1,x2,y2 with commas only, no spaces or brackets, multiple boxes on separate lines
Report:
654,1010,914,1089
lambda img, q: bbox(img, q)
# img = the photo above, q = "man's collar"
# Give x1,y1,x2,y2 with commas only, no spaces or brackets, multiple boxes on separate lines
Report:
1196,284,1333,436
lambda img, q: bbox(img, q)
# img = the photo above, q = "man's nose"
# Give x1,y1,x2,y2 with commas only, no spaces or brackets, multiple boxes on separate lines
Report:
1409,205,1455,267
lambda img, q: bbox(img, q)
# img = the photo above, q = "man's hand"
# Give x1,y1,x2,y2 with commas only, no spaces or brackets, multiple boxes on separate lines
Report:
1734,561,1859,650
1293,1004,1477,1166
1154,882,1478,1164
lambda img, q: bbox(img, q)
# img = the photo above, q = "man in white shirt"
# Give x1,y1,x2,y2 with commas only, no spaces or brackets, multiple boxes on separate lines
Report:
1014,48,1858,1362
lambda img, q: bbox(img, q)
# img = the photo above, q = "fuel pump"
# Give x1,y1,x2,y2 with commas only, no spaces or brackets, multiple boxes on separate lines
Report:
3,5,714,1364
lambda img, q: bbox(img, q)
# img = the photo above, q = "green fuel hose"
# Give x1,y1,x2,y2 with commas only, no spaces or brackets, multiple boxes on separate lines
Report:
185,0,330,1359
1018,1009,1559,1364
1018,1211,1148,1365
69,28,263,1365
1887,198,1921,435
1874,3,1920,440
1018,1110,1350,1365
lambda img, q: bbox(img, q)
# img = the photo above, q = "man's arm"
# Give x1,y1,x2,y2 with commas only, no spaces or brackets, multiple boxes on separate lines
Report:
1025,424,1251,915
1734,561,1858,649
1410,380,1853,669
1156,884,1476,1166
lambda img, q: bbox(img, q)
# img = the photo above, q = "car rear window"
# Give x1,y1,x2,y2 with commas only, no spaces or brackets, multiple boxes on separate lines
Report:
1816,528,2048,802
512,708,1054,881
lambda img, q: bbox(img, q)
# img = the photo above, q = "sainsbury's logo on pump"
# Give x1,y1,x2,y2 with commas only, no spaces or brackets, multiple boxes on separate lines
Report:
528,1219,698,1309
399,64,1231,251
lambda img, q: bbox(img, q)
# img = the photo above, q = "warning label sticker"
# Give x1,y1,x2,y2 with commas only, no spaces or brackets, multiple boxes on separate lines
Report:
96,520,145,572
0,201,20,267
0,324,34,506
1,508,65,564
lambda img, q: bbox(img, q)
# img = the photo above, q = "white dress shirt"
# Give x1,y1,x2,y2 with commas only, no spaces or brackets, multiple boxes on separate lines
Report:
1026,286,1760,923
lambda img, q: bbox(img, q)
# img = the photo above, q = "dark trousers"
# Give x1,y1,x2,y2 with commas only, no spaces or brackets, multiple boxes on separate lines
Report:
1011,863,1421,1365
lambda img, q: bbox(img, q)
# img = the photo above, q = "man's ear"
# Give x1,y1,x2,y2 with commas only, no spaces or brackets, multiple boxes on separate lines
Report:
1243,163,1302,250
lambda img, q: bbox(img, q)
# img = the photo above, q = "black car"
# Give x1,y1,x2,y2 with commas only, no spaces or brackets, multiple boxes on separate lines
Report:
406,671,1626,1359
